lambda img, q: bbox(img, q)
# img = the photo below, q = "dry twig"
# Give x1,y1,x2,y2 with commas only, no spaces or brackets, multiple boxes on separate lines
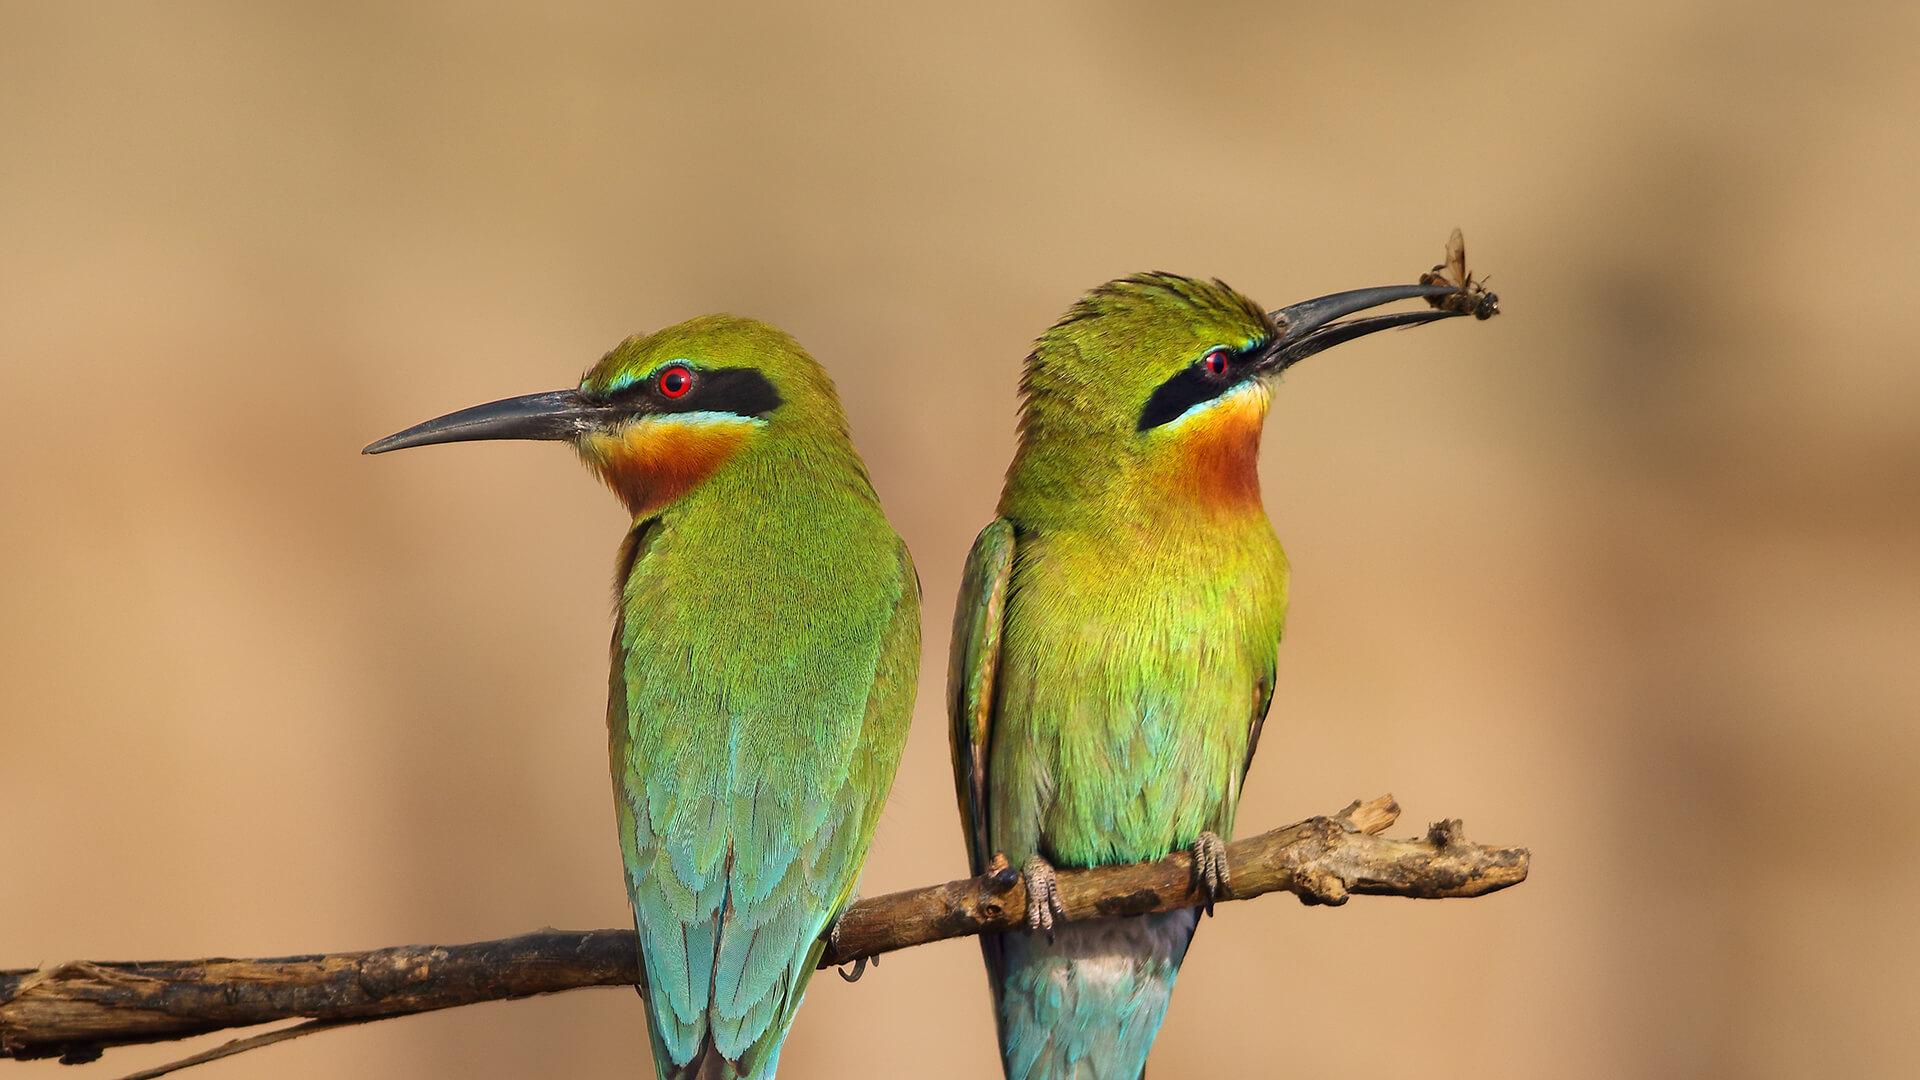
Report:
1,795,1526,1074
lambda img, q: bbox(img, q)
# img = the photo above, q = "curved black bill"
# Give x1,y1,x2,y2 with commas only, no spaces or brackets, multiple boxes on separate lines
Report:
362,389,614,455
1261,283,1467,374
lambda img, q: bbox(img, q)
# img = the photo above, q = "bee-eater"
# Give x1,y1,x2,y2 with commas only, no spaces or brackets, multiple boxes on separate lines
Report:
367,315,921,1080
950,275,1489,1079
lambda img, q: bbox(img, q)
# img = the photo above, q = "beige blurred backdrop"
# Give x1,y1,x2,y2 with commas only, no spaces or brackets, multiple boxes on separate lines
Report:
4,3,1917,1078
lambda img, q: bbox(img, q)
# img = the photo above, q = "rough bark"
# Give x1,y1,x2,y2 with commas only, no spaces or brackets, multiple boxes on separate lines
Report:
0,795,1527,1073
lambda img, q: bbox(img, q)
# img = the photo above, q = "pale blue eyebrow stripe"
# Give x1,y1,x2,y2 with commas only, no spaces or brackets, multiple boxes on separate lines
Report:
648,411,768,427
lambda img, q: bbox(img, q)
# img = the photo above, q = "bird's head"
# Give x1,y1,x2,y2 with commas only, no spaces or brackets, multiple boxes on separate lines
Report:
365,315,850,518
1005,273,1472,519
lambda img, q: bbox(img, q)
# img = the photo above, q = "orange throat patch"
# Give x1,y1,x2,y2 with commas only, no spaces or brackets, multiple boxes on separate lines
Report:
1155,384,1267,513
578,416,760,518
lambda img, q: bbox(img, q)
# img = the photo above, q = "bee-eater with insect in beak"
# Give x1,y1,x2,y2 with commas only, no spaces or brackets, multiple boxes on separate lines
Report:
950,270,1495,1079
367,315,921,1080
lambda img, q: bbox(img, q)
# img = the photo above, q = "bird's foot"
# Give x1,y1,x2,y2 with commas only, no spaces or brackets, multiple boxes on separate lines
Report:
835,953,878,983
985,851,1021,890
828,914,879,983
1191,831,1232,916
1022,855,1066,941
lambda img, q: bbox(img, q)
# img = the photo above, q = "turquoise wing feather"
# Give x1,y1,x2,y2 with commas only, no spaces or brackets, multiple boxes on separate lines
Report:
612,526,919,1080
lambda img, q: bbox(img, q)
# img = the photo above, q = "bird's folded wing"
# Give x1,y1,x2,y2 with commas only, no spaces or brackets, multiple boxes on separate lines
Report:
947,518,1015,877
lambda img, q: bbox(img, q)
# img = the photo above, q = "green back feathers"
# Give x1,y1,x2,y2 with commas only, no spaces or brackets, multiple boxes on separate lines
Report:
365,311,916,1080
589,317,918,1079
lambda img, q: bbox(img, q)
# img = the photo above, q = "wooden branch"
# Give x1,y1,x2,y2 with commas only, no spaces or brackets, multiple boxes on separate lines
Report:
115,1020,369,1080
0,796,1526,1070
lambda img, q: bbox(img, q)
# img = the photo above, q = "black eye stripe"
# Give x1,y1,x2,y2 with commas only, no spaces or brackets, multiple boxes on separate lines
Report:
606,366,784,418
1136,344,1264,431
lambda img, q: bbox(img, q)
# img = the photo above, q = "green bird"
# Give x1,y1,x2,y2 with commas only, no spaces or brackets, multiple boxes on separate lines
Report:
950,273,1490,1079
367,315,920,1080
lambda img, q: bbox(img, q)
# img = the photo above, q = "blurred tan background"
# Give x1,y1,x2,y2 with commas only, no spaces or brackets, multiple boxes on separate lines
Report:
4,2,1917,1077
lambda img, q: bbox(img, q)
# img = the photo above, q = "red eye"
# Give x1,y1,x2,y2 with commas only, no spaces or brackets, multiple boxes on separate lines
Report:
1202,349,1230,377
657,365,694,399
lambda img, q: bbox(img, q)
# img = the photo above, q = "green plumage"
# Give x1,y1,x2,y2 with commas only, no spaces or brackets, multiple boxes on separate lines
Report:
952,276,1289,1080
372,315,918,1080
587,319,920,1080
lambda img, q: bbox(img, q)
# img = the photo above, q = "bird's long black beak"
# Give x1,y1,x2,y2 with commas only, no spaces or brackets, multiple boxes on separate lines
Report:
1259,283,1469,375
362,389,616,455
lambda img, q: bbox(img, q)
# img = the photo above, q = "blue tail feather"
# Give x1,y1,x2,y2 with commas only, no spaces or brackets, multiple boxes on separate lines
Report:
997,910,1199,1080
